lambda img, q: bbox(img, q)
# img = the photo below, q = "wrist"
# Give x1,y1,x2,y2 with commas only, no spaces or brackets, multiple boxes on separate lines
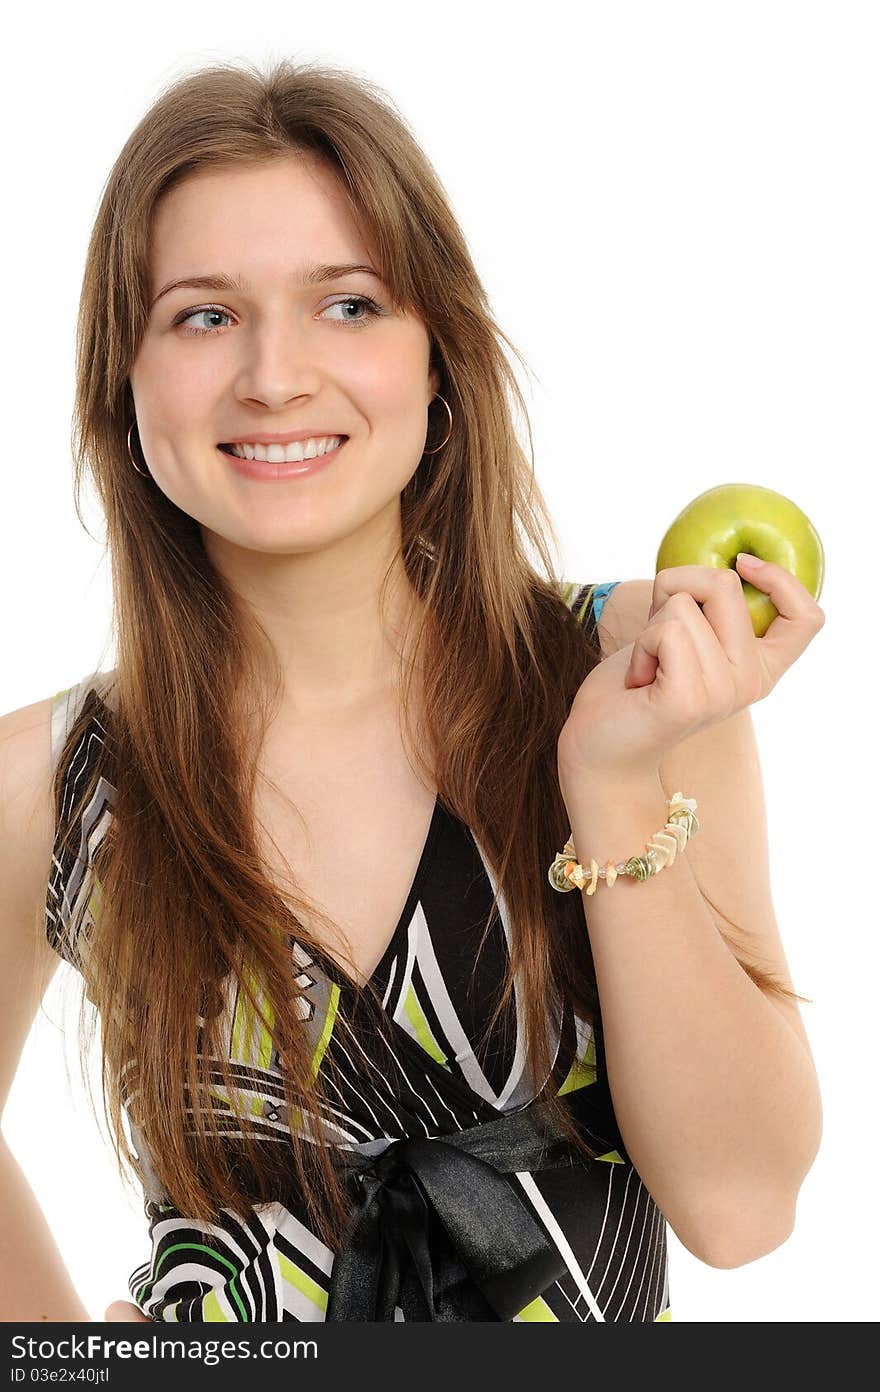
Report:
553,765,696,895
557,767,668,851
557,757,665,807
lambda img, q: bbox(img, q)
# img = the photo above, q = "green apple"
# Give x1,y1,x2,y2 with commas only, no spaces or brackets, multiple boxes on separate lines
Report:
656,483,824,638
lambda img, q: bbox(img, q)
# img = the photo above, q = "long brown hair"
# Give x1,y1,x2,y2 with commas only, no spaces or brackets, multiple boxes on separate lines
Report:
50,56,810,1250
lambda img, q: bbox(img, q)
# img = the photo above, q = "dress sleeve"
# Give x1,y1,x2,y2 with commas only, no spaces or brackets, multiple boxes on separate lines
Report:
48,669,115,775
589,581,621,629
44,672,115,971
558,580,622,637
128,1196,287,1322
49,682,86,775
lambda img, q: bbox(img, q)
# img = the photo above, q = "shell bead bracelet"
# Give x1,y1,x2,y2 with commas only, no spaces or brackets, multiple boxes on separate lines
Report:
548,791,700,895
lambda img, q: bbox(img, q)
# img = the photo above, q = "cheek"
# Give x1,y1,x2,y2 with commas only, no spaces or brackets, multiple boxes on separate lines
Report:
158,375,218,424
132,339,221,421
354,335,431,418
131,364,223,484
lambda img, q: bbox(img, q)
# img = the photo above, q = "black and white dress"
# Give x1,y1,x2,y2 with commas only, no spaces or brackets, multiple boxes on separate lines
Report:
45,580,672,1322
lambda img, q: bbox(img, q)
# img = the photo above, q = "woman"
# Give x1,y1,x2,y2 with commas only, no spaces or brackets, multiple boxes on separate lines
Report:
4,57,822,1323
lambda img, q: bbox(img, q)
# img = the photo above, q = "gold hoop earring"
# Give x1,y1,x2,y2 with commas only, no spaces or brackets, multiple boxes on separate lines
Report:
423,393,453,455
127,419,150,477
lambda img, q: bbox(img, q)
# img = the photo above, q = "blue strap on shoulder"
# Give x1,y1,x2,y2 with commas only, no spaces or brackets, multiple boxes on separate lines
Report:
591,580,621,627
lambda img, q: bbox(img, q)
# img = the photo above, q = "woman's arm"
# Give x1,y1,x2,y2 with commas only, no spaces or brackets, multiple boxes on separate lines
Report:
558,761,821,1269
0,699,92,1321
601,579,817,1058
556,578,822,1266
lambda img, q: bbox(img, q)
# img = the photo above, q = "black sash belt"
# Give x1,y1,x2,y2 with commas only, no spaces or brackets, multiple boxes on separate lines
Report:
325,1078,624,1322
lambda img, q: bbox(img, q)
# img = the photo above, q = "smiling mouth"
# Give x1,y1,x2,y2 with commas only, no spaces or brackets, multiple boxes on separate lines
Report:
217,437,348,451
217,437,349,465
216,436,350,482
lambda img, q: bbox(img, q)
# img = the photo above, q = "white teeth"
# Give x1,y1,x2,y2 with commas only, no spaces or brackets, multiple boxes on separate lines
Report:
227,435,344,463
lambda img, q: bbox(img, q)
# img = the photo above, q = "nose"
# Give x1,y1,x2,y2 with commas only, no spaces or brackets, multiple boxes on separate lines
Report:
233,312,327,412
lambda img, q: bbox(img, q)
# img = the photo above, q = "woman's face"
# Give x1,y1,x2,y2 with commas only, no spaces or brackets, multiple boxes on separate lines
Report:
130,155,440,557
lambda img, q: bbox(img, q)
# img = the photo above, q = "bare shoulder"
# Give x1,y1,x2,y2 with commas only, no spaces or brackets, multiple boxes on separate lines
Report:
595,578,654,658
0,695,57,854
0,695,65,1123
0,696,61,997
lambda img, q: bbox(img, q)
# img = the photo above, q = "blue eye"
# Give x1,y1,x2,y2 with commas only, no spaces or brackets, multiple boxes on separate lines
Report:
321,296,384,328
174,295,384,336
177,307,233,334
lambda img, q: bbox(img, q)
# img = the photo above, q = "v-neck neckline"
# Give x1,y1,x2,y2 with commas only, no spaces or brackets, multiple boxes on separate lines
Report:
312,791,444,995
92,683,445,999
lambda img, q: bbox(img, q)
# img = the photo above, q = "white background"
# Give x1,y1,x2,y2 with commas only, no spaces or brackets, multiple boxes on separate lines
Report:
2,0,877,1323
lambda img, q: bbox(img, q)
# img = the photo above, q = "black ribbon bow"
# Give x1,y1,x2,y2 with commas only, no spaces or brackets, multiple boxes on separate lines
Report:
325,1079,623,1321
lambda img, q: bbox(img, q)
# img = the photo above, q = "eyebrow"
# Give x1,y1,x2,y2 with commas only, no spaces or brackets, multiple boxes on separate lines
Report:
150,262,383,308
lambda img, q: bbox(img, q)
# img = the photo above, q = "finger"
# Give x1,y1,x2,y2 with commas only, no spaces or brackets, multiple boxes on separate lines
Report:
104,1299,150,1321
626,615,710,727
641,594,725,691
650,564,759,685
733,555,826,691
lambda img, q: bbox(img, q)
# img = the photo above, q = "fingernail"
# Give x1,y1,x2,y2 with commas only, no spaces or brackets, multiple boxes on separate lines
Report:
737,552,763,569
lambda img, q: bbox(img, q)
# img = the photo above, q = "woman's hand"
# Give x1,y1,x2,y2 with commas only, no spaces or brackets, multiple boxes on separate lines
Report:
557,557,825,782
104,1299,151,1322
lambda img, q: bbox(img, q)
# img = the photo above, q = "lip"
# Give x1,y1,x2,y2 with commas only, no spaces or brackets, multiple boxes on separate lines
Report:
218,437,347,481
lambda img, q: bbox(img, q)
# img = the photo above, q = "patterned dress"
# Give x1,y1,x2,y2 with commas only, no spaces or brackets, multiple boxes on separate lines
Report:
45,580,672,1322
